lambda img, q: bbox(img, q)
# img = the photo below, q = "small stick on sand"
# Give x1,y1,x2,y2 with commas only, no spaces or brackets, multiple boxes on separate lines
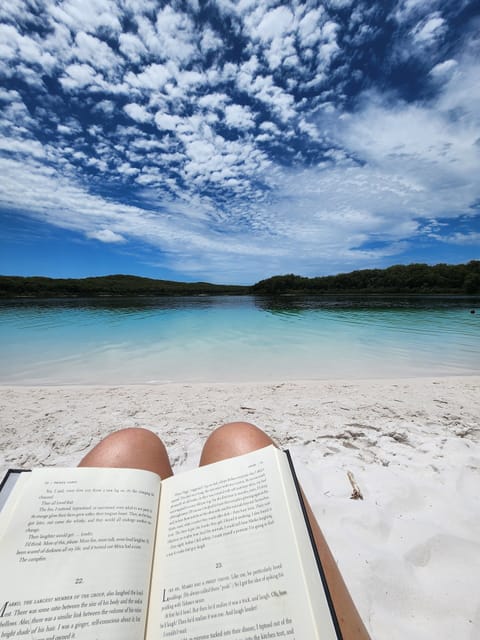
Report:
347,471,364,500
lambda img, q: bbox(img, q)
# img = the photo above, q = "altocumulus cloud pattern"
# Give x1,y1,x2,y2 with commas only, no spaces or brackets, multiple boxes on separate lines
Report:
0,0,479,282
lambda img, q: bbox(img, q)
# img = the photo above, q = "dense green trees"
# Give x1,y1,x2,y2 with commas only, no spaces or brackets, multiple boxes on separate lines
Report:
0,274,247,298
0,262,478,297
251,261,480,295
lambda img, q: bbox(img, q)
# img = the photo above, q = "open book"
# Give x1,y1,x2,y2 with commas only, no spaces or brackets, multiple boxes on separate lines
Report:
0,446,341,639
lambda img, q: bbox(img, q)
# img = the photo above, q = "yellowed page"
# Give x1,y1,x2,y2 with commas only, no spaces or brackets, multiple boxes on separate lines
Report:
0,467,160,640
146,445,338,640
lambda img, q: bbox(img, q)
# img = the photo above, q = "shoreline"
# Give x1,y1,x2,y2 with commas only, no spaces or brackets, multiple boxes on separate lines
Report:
1,375,479,639
1,369,479,387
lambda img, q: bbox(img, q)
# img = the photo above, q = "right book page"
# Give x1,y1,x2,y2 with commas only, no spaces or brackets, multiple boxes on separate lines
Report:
146,445,340,640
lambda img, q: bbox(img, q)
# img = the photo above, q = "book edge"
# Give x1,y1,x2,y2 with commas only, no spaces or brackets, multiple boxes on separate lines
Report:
0,469,30,493
284,450,343,640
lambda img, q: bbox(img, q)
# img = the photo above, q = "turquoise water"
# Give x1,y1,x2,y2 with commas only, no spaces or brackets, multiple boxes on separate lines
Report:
0,295,478,383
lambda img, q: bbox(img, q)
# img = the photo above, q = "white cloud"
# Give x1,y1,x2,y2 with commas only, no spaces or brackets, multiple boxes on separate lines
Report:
124,103,152,123
237,72,295,121
255,6,294,41
0,156,182,254
337,101,478,213
259,120,280,133
436,57,480,120
287,61,480,259
73,31,118,73
438,231,480,245
198,93,229,110
86,229,126,243
338,56,480,173
392,0,442,25
430,59,458,77
125,63,171,91
117,162,139,176
154,112,182,131
0,136,46,159
0,1,40,23
298,118,321,140
170,67,204,90
57,121,81,135
133,7,198,65
328,0,354,7
224,104,255,129
412,13,445,44
61,63,101,90
118,32,147,63
42,20,73,66
0,87,20,102
48,0,121,35
200,28,223,54
316,20,340,69
0,91,34,133
174,123,271,195
244,5,298,71
298,8,325,47
388,5,451,65
94,99,115,114
0,23,56,71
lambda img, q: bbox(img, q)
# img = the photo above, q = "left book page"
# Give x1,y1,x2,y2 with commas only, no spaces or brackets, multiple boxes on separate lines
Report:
0,467,161,640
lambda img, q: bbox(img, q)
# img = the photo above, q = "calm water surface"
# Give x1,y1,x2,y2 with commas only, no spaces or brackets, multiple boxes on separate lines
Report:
0,295,478,383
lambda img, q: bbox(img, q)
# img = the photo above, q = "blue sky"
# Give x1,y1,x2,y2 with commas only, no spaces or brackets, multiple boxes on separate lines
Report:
0,0,479,284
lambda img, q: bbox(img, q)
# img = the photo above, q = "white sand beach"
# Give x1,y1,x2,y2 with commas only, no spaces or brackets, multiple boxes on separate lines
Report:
0,376,479,639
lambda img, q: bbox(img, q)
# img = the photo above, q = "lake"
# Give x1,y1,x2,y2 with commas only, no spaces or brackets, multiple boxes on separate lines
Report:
0,295,478,384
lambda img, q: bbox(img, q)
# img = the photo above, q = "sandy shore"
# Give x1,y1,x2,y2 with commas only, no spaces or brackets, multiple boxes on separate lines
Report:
1,376,479,639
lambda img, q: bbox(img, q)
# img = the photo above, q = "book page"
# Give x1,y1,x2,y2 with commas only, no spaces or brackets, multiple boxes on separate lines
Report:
146,446,338,640
0,467,161,640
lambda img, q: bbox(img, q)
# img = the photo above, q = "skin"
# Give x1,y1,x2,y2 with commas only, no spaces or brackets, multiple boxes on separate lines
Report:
80,422,371,639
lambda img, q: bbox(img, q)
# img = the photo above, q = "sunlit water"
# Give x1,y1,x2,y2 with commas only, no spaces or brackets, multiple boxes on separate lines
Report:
0,295,478,384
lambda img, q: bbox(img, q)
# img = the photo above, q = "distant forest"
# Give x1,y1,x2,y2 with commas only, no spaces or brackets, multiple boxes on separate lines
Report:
0,261,479,298
251,261,480,295
0,274,247,297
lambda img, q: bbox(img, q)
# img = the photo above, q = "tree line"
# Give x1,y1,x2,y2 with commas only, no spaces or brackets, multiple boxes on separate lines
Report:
251,261,480,295
0,262,479,298
0,274,247,297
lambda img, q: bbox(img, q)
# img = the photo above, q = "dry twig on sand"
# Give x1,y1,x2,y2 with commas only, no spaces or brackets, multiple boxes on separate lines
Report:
347,471,364,500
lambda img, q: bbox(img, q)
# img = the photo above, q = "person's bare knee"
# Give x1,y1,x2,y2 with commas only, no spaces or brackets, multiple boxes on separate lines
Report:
79,427,173,478
199,421,275,466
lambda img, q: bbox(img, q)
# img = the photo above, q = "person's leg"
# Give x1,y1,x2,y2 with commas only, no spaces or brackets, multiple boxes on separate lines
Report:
199,421,273,465
78,428,173,479
200,421,370,640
